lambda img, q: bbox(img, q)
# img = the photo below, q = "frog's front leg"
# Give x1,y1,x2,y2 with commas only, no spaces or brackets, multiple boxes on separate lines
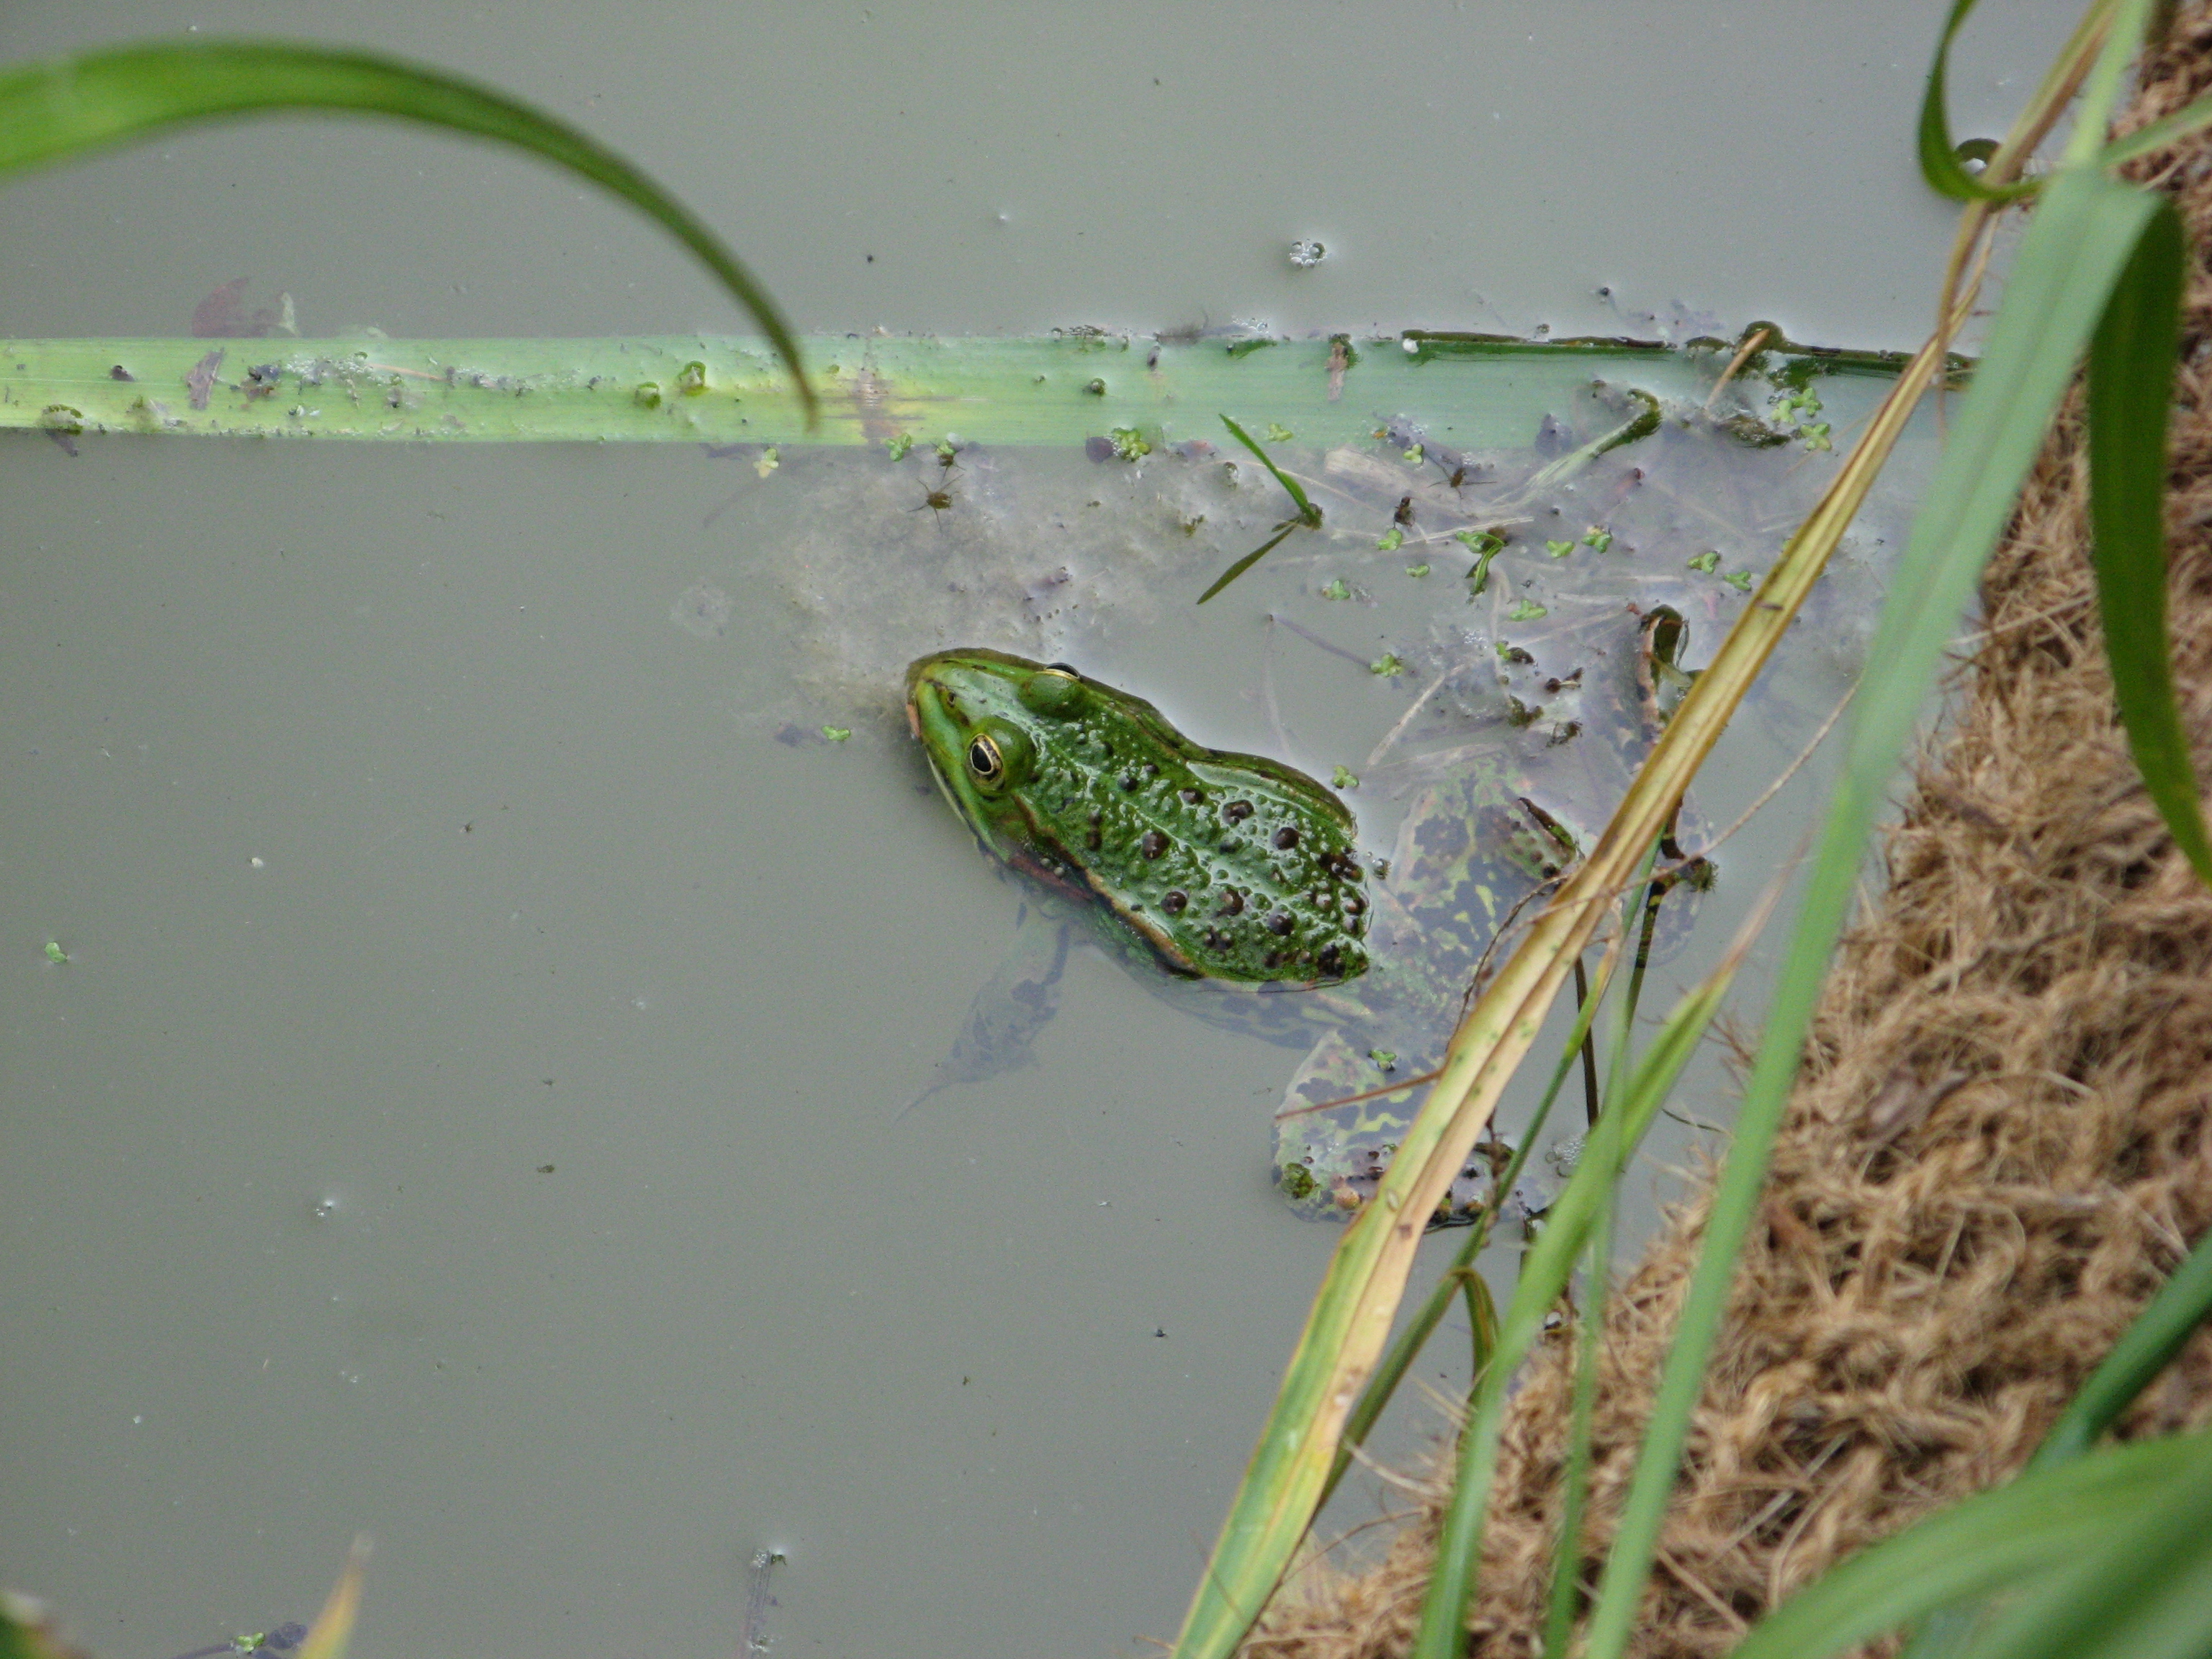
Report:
1271,1031,1497,1228
899,902,1071,1119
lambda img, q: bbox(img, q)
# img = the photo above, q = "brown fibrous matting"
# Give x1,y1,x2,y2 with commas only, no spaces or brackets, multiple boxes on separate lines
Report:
1241,19,2212,1659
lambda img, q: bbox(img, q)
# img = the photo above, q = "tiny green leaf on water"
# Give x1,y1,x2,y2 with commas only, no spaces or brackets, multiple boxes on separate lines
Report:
1406,563,1431,578
1583,528,1614,553
1265,423,1295,444
886,432,914,461
1370,653,1406,677
1376,526,1405,552
1332,766,1359,791
1509,599,1548,621
822,726,851,742
633,381,662,408
935,437,958,462
1725,570,1755,592
1802,423,1833,451
1109,426,1152,461
1319,578,1352,601
676,360,708,395
1403,445,1424,464
1368,1048,1398,1071
1688,550,1721,572
755,446,779,478
1546,539,1574,559
1455,529,1505,555
44,940,66,963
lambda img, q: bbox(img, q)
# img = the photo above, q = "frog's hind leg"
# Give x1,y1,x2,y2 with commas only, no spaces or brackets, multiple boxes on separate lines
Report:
1271,1032,1500,1228
897,905,1072,1119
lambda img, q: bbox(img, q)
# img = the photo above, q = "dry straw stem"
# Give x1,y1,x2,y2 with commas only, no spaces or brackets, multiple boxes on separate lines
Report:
1173,187,1974,1659
1241,6,2212,1657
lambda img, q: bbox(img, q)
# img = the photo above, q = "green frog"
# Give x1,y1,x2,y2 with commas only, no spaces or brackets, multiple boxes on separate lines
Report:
904,627,1704,1226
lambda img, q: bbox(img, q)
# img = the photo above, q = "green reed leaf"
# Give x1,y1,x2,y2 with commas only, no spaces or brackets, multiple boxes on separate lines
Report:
1730,1434,2207,1659
2086,197,2212,886
1577,160,2164,1659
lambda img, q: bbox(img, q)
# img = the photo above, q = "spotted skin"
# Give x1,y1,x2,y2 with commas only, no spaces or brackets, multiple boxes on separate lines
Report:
906,649,1370,986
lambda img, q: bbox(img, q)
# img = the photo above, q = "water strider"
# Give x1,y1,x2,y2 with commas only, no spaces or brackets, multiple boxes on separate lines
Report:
904,621,1707,1226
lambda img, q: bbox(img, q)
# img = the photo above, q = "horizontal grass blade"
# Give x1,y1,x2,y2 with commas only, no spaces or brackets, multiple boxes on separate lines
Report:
1729,1434,2206,1659
1576,161,2164,1659
0,333,1791,448
0,39,812,421
2086,196,2212,886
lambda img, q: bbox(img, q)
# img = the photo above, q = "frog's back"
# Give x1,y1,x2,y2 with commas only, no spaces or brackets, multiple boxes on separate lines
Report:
906,648,1371,985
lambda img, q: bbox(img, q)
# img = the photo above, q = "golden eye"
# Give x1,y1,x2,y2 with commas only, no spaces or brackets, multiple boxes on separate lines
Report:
966,733,1004,783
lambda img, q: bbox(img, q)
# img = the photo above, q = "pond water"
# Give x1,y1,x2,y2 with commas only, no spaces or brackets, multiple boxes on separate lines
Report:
0,4,2082,1659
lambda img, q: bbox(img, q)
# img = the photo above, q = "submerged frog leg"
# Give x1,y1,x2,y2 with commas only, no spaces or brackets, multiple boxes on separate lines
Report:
897,903,1072,1119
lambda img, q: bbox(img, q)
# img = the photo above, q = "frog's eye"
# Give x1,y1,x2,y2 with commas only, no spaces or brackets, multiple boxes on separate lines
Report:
965,719,1035,793
1019,668,1087,719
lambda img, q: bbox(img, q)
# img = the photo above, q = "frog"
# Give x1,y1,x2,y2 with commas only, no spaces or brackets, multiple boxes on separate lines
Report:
902,621,1706,1228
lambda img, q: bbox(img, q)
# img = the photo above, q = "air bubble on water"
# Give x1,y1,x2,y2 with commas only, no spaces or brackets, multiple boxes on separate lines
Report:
250,855,266,869
632,994,650,1011
311,1191,341,1220
671,581,734,639
1287,238,1326,269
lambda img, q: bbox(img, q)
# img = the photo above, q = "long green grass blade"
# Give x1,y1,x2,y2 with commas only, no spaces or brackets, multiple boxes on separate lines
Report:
2087,197,2212,885
1409,932,1735,1659
1954,1431,2212,1659
1728,1434,2205,1659
1575,161,2164,1659
0,39,813,422
2038,1225,2212,1465
1540,1167,1614,1659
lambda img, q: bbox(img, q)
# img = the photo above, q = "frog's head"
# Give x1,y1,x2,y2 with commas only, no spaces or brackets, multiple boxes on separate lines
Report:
904,648,1088,870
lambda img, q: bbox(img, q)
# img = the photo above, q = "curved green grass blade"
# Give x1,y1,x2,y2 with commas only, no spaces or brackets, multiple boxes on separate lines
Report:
0,40,812,423
1917,0,2045,202
1575,162,2164,1659
2087,197,2212,886
1728,1434,2206,1659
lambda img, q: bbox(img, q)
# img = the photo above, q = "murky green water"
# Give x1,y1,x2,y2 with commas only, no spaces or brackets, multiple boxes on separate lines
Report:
0,4,2079,1658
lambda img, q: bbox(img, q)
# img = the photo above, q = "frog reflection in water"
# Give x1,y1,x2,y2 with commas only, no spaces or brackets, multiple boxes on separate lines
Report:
903,634,1704,1227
